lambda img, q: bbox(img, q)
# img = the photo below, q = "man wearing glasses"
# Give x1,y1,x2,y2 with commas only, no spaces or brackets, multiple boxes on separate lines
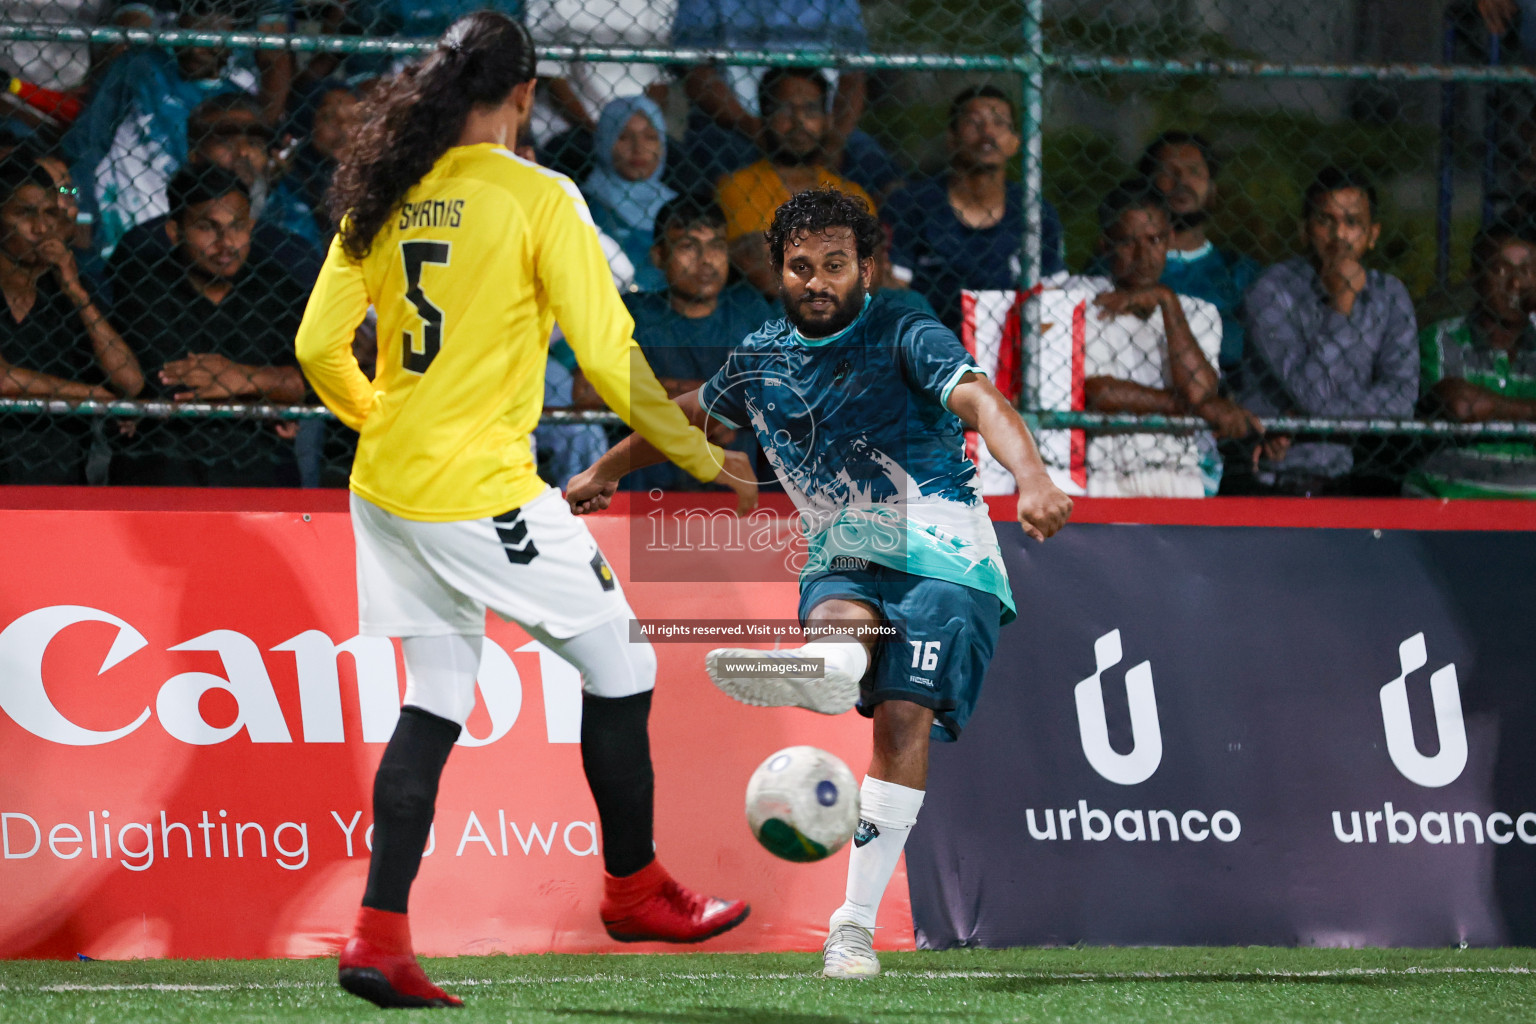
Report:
880,85,1065,333
716,68,875,298
32,148,109,304
0,155,141,483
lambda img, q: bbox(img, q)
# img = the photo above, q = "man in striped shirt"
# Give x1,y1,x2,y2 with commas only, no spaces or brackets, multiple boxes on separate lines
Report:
1409,221,1536,498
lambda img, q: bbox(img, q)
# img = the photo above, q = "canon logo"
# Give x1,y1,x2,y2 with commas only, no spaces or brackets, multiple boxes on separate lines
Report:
0,605,582,747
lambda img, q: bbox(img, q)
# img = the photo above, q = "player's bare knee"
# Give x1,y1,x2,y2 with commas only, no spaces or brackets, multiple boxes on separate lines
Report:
806,597,879,626
873,700,935,748
806,597,881,657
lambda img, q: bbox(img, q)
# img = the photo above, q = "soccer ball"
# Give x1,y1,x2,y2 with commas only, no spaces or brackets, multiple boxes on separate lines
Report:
745,746,860,862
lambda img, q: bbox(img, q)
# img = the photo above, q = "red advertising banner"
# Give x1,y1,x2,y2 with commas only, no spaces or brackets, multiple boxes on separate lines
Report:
7,487,1533,961
0,492,914,960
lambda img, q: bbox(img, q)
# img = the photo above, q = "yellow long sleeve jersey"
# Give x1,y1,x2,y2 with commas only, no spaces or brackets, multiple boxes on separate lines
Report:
295,143,723,521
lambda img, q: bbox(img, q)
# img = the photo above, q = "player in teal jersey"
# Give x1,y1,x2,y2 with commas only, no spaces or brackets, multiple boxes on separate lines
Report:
566,188,1072,979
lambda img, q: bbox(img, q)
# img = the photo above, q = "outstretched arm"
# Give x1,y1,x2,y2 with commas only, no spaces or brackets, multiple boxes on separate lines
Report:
566,388,755,515
535,182,727,483
946,373,1072,541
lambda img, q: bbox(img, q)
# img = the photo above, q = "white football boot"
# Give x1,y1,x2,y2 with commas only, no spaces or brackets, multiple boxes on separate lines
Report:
704,647,859,715
822,921,880,979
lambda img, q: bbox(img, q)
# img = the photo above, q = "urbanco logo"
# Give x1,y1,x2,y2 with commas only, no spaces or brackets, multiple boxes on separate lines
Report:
1379,633,1467,789
1030,630,1240,844
1074,629,1162,786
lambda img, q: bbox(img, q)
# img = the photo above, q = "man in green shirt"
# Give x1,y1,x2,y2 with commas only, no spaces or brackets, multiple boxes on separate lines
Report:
1409,222,1536,498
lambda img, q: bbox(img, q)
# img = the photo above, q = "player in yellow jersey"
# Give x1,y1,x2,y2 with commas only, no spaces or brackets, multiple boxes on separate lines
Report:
295,12,755,1009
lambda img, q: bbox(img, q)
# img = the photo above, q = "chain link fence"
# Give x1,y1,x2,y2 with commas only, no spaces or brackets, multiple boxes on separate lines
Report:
1,2,1535,496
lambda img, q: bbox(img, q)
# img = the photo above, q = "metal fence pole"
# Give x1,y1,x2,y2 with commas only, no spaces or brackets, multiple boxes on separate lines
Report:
1484,33,1503,226
1436,11,1456,289
1021,0,1045,412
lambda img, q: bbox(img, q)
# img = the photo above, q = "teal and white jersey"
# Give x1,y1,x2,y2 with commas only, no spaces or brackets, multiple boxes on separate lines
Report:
699,293,1016,623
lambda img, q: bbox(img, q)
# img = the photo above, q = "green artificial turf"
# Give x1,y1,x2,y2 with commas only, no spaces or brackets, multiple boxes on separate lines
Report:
1,947,1533,1024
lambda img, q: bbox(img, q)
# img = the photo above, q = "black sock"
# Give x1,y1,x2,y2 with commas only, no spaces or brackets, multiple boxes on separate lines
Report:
362,705,461,914
580,691,656,878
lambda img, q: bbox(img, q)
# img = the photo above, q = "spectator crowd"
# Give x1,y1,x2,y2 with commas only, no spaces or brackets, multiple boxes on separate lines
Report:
1,0,1534,499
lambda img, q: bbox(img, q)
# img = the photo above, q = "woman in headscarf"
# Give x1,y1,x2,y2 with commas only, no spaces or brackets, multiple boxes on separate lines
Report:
582,95,674,292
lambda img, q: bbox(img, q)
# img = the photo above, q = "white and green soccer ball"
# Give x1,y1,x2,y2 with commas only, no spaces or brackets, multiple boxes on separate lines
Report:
745,746,860,862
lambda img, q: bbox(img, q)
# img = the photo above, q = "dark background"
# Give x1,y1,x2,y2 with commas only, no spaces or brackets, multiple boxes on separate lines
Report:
909,522,1536,948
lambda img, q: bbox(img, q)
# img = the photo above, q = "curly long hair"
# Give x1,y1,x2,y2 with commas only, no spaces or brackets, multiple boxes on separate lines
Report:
765,187,882,273
329,11,535,261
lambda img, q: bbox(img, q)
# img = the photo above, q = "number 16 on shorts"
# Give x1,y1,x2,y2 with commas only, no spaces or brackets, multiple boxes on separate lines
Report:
909,640,941,672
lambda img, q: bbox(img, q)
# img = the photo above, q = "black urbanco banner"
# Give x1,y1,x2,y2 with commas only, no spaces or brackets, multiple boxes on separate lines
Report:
905,524,1536,948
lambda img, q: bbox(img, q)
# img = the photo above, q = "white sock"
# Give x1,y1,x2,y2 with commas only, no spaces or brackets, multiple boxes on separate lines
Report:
829,776,925,931
797,641,869,683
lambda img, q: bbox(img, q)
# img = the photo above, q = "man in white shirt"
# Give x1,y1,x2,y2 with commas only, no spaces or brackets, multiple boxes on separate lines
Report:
1034,180,1261,496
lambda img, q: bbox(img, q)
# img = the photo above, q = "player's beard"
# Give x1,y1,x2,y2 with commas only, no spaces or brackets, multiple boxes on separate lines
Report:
782,279,867,339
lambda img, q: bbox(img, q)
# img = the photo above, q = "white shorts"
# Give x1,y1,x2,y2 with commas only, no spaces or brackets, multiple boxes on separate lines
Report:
351,489,631,639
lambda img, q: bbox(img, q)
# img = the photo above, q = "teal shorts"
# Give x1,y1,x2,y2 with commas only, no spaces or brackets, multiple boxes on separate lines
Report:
798,561,1001,743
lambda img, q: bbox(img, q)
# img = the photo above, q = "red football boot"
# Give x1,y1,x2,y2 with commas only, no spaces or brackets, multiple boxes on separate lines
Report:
338,907,463,1008
600,859,750,943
